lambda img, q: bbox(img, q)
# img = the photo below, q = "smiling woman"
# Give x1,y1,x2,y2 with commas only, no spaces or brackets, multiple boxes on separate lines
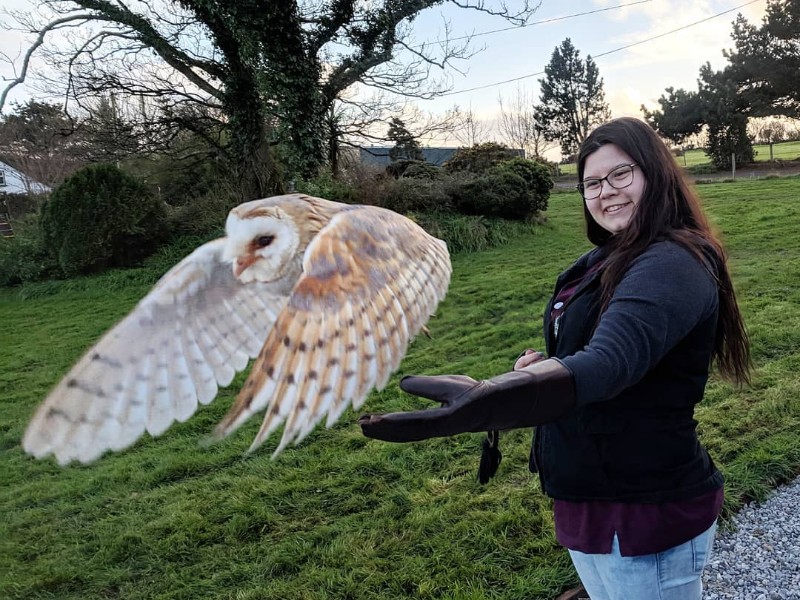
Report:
360,117,752,600
579,149,644,234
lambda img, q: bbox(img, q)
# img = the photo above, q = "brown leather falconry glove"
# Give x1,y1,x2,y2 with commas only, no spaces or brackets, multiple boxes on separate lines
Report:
359,359,576,442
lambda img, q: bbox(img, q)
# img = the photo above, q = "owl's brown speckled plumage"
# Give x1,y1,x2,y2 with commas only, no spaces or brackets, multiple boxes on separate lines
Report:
23,194,451,465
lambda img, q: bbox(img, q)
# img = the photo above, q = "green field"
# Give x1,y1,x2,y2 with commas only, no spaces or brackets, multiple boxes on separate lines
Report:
682,140,800,167
4,177,800,599
558,140,800,175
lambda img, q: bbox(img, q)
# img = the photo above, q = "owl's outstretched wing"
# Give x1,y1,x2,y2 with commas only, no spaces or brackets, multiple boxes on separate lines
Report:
22,238,290,465
214,205,451,455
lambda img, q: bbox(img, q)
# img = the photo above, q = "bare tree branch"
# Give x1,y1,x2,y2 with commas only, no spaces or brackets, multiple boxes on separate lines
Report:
446,103,492,147
71,0,224,95
497,85,555,159
1,14,101,111
447,0,539,25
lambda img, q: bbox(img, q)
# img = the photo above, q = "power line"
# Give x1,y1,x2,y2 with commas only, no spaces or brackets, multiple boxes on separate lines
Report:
591,0,761,60
436,0,764,97
416,0,653,48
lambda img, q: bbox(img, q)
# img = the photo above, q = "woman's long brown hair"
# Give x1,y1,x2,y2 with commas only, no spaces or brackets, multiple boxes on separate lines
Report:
577,117,751,385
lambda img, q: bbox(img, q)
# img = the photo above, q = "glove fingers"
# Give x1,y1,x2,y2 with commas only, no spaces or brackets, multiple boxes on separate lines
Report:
358,407,451,442
399,374,478,404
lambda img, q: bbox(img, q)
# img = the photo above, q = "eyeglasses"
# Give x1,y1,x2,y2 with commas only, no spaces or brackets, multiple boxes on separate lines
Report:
577,163,638,200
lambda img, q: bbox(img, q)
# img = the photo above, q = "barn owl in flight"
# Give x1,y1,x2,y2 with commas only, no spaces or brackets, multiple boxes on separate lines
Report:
23,194,451,465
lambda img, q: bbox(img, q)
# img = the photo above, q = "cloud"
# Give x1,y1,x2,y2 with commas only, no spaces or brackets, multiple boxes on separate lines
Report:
587,0,769,109
592,0,767,72
607,86,651,118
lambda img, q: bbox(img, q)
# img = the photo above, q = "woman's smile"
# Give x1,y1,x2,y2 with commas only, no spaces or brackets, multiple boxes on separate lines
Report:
604,201,632,214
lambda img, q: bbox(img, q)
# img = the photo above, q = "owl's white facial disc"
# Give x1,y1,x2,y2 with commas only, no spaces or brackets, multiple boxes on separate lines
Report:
224,209,301,283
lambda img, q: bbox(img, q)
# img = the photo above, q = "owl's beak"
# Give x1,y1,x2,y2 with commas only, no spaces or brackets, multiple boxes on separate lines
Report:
233,254,257,278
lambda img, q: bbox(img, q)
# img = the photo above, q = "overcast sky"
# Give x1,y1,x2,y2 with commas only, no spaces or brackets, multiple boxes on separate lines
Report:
0,0,769,133
409,0,767,117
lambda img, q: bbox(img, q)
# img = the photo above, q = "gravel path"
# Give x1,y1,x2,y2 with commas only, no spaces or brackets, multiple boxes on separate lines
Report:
703,475,800,600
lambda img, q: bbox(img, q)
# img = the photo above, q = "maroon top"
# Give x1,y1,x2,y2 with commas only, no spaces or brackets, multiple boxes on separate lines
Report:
548,261,723,557
553,488,723,556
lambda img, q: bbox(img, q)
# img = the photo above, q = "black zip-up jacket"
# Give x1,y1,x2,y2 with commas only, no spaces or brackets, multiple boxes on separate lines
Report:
532,240,725,502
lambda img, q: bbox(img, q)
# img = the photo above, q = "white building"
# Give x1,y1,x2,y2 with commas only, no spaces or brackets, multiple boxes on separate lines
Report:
0,160,51,195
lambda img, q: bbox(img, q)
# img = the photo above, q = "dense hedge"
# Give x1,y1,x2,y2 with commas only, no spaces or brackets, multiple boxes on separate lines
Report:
40,164,170,276
443,160,553,221
381,177,451,213
304,153,553,224
443,142,522,173
401,162,441,180
0,214,59,287
166,189,235,236
295,169,357,203
496,157,554,213
409,211,537,254
449,169,531,220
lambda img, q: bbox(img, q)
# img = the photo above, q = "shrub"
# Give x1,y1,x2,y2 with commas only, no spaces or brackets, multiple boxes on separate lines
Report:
4,193,47,219
40,164,170,276
0,214,59,287
449,169,532,220
495,157,553,213
143,155,230,207
167,187,238,236
686,163,718,175
409,212,536,254
534,158,564,178
705,120,754,170
380,177,451,214
296,169,357,203
386,159,424,179
443,143,521,174
337,163,392,206
401,162,441,180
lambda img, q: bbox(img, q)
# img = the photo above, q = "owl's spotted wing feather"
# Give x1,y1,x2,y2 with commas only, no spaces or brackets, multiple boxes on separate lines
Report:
214,205,451,455
22,239,289,465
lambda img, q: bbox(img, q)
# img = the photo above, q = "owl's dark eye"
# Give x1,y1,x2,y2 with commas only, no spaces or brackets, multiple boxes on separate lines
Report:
256,235,275,248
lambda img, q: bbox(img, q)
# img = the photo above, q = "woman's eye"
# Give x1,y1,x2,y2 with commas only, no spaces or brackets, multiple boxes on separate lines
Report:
584,180,601,190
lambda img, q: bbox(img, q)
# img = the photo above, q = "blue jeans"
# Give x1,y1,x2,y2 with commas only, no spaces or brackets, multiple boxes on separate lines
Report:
567,521,717,600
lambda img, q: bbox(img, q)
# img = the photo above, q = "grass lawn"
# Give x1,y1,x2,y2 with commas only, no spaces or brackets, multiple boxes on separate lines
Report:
681,140,800,167
3,177,800,599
